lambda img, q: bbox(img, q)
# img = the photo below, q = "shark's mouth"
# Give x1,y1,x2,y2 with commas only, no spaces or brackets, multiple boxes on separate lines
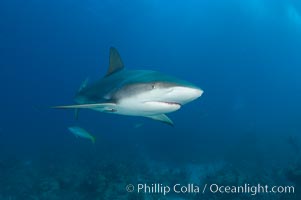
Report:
163,102,181,106
144,101,181,107
153,101,182,107
143,101,182,111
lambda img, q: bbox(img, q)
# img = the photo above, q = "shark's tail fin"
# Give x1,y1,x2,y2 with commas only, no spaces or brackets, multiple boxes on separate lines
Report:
74,78,89,120
90,135,96,144
78,78,89,92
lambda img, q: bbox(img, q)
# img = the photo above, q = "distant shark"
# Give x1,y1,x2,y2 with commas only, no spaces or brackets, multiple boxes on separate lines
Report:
54,47,203,125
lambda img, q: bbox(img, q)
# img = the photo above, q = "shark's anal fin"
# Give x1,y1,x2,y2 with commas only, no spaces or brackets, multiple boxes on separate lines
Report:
146,114,174,126
105,47,124,76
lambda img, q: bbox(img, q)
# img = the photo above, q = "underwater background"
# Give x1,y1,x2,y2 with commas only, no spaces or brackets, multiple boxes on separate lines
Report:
1,0,301,199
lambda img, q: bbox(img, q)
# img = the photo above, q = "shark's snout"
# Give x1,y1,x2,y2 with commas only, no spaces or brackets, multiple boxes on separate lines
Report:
191,87,204,99
169,86,203,105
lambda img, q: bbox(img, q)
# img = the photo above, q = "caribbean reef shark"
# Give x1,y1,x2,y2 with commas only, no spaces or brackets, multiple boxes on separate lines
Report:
54,47,203,125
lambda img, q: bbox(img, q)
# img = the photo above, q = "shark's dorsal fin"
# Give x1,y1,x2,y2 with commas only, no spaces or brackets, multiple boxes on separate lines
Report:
106,47,124,76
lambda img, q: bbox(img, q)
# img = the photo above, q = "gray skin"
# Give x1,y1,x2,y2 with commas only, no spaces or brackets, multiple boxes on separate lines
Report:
54,47,203,125
76,70,199,104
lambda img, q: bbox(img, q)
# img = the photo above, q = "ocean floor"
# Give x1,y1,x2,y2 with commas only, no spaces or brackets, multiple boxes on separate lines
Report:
0,152,300,200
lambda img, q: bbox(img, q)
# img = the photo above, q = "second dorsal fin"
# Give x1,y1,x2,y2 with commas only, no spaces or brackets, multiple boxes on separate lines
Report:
105,47,124,76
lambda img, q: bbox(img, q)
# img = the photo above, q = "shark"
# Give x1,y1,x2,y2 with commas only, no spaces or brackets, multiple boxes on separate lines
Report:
54,47,203,126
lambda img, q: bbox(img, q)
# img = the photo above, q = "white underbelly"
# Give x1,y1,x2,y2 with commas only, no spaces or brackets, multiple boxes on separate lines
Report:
115,100,181,116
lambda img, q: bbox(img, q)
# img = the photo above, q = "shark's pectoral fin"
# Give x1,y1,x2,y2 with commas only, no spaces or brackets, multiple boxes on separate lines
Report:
146,114,174,126
52,103,116,112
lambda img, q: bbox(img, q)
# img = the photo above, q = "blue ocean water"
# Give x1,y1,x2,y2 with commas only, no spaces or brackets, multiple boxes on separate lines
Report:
1,0,301,199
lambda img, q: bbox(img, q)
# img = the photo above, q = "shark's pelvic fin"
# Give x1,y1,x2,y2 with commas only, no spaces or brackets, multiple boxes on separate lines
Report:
74,108,79,120
106,47,124,76
52,103,116,111
146,114,174,126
